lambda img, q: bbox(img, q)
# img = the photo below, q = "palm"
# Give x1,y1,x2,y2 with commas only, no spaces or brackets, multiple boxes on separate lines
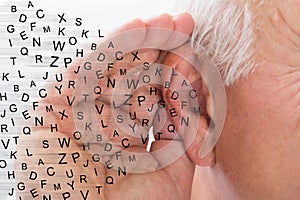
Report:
16,13,196,200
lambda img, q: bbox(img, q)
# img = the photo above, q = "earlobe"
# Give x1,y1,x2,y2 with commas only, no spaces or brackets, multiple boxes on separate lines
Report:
164,89,216,167
185,115,216,167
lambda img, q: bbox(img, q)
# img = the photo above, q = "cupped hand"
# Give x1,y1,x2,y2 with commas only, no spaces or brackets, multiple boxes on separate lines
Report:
15,13,204,200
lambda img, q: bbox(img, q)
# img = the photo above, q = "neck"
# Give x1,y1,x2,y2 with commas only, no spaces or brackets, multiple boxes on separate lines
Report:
191,165,239,200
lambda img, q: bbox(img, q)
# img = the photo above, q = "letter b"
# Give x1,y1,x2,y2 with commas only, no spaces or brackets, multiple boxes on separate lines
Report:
11,5,17,12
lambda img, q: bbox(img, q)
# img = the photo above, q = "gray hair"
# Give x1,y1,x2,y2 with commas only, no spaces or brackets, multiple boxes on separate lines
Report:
177,0,260,86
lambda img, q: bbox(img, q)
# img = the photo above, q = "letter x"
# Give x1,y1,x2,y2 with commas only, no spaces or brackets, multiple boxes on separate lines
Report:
58,13,67,23
59,109,68,120
132,51,140,61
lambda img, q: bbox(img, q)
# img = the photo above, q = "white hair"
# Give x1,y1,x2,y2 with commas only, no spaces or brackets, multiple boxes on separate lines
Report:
177,0,260,85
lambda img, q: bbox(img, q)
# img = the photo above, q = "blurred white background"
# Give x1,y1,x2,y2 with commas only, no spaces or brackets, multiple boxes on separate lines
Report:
38,0,177,31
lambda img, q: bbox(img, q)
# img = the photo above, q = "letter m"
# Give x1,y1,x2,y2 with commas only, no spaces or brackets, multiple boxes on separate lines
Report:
54,183,61,190
45,105,53,112
43,26,51,33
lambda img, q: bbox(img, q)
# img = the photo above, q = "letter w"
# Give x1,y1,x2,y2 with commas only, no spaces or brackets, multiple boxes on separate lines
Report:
126,79,139,89
53,41,66,51
58,137,71,148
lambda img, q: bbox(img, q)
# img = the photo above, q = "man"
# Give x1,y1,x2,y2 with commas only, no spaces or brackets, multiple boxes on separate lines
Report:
180,0,300,199
16,0,300,200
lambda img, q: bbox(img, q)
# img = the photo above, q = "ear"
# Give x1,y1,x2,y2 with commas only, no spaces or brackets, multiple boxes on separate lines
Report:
161,52,216,167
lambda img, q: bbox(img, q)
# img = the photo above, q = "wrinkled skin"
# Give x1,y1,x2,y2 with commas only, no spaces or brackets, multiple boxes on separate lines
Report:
192,1,300,199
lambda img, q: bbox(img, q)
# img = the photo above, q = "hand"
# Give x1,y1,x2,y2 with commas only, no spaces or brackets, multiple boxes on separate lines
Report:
15,13,210,200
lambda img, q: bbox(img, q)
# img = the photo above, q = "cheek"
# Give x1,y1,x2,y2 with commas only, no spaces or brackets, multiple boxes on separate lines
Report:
278,0,300,35
273,70,300,132
214,72,300,199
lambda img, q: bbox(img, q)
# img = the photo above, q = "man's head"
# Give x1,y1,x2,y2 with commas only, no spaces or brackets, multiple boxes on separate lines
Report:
177,0,300,199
